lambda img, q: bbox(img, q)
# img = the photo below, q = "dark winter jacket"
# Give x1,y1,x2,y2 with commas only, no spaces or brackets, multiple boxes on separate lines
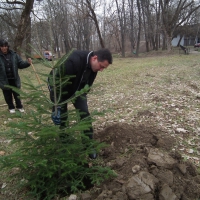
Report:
48,50,97,102
0,50,30,90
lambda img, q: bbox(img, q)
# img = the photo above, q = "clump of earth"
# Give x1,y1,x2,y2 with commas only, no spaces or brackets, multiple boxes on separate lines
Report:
78,123,200,200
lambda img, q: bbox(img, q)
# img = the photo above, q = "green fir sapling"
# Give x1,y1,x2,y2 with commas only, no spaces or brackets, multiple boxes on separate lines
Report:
0,52,116,199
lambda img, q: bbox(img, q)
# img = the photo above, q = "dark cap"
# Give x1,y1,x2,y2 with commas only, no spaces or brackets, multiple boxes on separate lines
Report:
0,39,9,47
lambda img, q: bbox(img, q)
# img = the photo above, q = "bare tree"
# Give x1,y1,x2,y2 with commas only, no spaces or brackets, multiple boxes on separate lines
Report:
1,0,200,57
135,0,141,56
0,10,18,41
115,0,127,57
141,0,162,51
141,0,150,52
59,1,71,53
85,0,104,48
14,0,34,54
159,0,200,52
127,0,137,55
0,0,34,54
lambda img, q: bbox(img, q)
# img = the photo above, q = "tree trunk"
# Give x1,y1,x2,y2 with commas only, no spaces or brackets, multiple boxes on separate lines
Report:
167,36,172,52
135,0,141,57
159,0,200,52
25,16,31,58
86,0,104,48
115,0,126,57
128,0,135,55
14,0,34,54
141,1,149,52
162,33,166,50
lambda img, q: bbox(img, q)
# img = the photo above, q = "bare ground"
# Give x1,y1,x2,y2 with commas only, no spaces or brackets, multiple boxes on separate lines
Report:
1,52,200,200
84,52,200,200
85,123,200,200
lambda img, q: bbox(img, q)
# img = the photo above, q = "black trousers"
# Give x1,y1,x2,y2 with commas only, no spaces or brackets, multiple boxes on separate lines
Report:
60,94,93,139
2,79,23,110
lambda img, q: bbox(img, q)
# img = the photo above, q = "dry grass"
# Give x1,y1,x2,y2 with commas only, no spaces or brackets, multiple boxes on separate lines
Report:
0,51,200,199
89,52,200,166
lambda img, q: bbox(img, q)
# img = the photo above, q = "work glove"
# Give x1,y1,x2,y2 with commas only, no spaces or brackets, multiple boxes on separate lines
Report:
51,107,61,125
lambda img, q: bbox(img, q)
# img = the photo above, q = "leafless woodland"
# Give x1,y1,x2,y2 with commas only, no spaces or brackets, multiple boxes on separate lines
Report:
0,0,200,57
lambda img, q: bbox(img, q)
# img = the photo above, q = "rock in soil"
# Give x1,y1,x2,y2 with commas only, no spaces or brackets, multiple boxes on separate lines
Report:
88,123,200,200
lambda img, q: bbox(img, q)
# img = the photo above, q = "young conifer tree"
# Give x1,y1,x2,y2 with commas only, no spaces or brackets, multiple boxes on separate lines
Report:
0,52,115,199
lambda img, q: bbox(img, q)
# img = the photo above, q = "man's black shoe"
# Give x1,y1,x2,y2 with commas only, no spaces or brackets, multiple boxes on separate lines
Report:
89,150,97,159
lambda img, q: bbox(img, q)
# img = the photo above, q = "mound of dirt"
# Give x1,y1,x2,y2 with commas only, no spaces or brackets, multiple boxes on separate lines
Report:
83,123,200,200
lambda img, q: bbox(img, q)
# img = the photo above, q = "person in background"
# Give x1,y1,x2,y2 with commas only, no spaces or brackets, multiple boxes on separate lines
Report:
48,48,112,159
0,39,32,113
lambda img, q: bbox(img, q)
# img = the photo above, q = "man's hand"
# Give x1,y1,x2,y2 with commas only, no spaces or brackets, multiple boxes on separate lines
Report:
27,58,32,64
51,107,61,125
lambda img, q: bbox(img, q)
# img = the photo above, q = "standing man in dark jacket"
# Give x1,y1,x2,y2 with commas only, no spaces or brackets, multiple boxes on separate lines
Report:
0,39,32,113
48,49,112,158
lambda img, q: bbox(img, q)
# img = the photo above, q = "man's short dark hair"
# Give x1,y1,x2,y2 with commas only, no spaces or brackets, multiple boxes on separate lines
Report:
0,39,9,47
94,48,112,64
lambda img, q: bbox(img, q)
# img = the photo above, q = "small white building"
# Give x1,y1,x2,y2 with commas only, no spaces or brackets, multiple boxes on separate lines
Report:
172,24,199,47
171,35,184,46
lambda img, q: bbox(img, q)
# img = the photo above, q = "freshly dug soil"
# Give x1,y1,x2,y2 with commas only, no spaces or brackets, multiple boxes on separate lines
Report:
83,123,200,200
